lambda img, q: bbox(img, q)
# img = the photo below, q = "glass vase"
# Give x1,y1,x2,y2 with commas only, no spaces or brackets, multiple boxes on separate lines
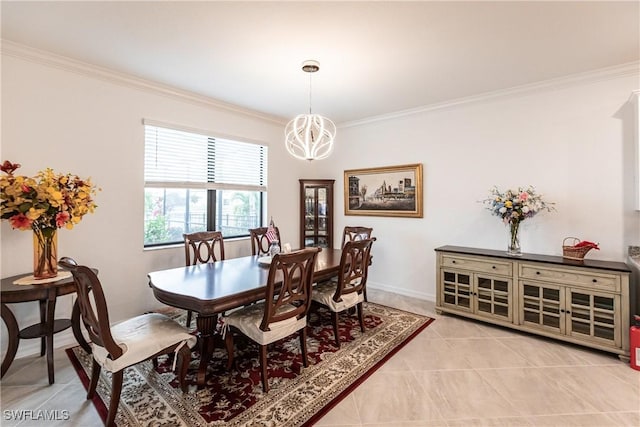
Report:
507,221,522,256
33,228,58,279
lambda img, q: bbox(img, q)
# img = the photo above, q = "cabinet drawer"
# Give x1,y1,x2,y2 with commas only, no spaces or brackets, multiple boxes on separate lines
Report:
441,255,512,276
519,264,620,292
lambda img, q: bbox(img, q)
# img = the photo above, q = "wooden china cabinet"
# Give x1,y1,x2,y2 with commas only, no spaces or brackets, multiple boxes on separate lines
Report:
299,179,334,249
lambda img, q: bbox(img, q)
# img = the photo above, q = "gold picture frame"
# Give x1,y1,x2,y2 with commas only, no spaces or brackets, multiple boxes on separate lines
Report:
344,163,423,218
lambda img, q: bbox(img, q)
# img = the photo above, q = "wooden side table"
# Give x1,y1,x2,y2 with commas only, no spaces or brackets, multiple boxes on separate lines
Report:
1,273,91,384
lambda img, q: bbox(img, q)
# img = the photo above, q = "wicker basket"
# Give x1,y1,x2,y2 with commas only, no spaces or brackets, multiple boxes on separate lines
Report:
562,237,593,261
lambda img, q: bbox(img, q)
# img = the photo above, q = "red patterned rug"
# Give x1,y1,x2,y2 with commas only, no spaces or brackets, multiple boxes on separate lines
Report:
66,302,433,426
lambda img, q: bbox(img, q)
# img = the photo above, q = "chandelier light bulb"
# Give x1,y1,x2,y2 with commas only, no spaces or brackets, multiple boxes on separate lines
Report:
285,60,336,161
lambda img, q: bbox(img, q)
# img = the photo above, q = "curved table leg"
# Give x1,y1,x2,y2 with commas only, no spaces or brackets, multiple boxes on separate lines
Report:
46,292,57,384
71,299,91,354
1,303,20,378
39,299,46,356
195,315,217,387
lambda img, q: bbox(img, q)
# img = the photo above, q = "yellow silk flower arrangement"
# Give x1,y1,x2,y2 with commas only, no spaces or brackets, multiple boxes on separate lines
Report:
0,160,99,278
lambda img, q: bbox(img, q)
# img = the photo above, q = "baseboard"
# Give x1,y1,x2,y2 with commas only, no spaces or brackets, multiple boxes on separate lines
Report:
367,281,435,302
10,329,78,360
7,284,434,361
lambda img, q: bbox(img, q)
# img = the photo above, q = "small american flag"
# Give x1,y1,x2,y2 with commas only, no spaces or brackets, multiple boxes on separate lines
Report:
265,218,277,242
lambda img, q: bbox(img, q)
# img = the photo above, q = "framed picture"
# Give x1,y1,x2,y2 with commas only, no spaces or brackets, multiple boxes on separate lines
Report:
344,163,423,218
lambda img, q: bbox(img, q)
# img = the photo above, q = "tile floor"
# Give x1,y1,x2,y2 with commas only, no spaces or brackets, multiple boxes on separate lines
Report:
1,289,639,426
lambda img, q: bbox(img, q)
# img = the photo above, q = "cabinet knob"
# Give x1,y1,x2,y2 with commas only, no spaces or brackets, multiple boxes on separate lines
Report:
592,279,597,283
492,265,496,269
536,271,540,275
452,260,456,264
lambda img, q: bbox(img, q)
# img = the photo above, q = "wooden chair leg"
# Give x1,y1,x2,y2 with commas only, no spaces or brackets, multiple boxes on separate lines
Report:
152,357,158,369
87,358,101,399
357,302,365,333
259,344,269,393
186,310,192,328
176,345,191,392
225,329,235,370
106,370,124,427
299,327,309,368
331,311,340,348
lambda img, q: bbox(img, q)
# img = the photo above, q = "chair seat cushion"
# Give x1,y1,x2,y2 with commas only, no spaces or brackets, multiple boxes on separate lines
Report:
223,302,306,346
92,313,197,372
312,280,364,312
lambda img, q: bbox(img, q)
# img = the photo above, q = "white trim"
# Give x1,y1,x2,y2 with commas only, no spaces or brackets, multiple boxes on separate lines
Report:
1,40,287,126
12,330,78,361
3,39,637,130
367,281,435,303
341,61,640,128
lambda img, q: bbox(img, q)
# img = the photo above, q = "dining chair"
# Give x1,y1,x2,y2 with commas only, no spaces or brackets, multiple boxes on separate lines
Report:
183,231,225,327
341,226,373,301
59,257,196,427
249,226,281,256
341,226,373,248
223,247,320,392
311,238,376,348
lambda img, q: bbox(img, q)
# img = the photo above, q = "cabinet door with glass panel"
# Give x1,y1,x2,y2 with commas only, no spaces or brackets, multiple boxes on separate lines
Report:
299,179,334,249
519,281,621,349
440,269,513,323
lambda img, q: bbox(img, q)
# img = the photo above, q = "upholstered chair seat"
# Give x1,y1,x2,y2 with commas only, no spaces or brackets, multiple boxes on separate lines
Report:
223,302,304,346
91,313,196,373
311,280,364,312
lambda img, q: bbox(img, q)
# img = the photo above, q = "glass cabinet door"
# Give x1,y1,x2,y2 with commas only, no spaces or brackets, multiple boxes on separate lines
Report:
300,180,334,249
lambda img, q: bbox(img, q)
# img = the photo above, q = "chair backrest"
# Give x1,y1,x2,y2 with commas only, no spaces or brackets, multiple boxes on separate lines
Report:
341,226,373,249
59,257,123,359
184,231,225,265
260,247,320,331
333,238,376,302
249,226,281,256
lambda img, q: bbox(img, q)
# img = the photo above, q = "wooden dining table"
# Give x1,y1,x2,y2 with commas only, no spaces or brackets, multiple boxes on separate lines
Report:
147,248,342,386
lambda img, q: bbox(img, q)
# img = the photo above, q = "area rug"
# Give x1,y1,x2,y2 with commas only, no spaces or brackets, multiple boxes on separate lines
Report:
66,302,434,426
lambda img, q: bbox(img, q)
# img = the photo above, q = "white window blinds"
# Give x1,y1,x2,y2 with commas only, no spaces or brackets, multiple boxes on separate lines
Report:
144,124,267,191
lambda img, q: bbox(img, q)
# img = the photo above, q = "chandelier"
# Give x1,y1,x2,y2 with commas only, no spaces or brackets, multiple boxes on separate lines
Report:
285,60,336,161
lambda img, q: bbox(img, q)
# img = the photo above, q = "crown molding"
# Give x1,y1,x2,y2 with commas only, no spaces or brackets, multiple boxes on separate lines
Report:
0,40,287,126
340,61,640,129
2,40,637,130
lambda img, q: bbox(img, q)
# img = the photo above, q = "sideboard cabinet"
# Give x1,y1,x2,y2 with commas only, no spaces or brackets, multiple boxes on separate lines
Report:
435,245,632,360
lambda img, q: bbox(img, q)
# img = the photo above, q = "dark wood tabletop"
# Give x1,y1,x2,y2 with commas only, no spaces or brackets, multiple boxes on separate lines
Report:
147,248,342,386
147,248,343,316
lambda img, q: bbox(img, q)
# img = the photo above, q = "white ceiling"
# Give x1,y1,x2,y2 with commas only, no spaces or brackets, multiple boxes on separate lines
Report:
2,1,639,125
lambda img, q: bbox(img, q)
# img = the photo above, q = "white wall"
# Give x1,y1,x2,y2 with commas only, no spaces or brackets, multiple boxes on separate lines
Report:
2,47,639,360
315,73,640,301
0,51,308,358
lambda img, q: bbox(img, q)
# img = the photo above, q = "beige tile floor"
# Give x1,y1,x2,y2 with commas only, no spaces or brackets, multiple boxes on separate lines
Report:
2,289,639,426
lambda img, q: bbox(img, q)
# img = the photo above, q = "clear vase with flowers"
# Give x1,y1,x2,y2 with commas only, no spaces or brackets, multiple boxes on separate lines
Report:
484,186,555,256
0,161,99,279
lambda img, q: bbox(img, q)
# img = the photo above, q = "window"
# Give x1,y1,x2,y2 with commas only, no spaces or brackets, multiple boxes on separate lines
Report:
143,122,267,246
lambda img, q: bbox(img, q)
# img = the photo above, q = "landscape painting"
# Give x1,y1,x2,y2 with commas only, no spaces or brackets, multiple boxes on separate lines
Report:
344,164,423,218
